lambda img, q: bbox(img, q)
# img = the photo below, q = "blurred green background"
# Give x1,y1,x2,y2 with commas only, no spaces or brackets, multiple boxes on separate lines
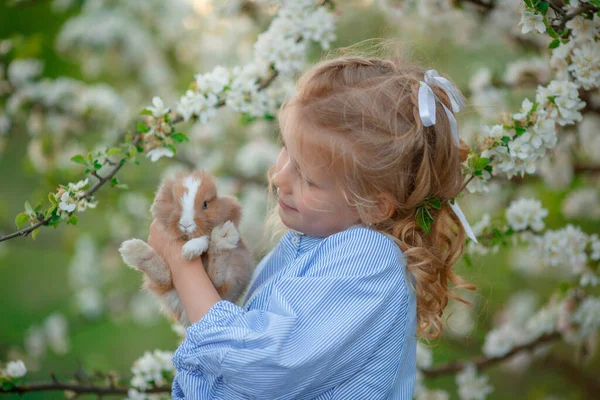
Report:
1,1,599,399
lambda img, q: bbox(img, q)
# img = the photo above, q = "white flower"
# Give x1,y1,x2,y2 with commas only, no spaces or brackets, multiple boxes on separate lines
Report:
59,192,77,212
25,325,47,359
7,59,44,87
513,98,534,120
146,147,174,162
572,297,600,338
518,8,546,34
565,14,600,42
5,360,27,378
482,325,516,358
504,58,551,86
44,313,70,355
146,96,169,119
536,80,586,126
416,342,433,369
505,198,548,232
567,41,600,90
590,234,600,261
456,363,494,400
130,349,175,392
562,188,600,219
417,390,450,400
177,90,218,123
469,68,492,93
235,138,280,178
524,303,558,341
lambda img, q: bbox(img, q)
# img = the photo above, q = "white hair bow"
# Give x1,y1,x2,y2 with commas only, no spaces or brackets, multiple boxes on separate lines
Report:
417,69,477,243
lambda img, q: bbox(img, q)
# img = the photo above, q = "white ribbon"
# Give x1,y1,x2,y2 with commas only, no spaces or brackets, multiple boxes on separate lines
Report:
449,200,478,243
417,70,477,243
417,69,466,146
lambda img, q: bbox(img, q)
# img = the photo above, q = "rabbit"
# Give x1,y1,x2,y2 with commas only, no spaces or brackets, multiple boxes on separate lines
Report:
119,170,254,328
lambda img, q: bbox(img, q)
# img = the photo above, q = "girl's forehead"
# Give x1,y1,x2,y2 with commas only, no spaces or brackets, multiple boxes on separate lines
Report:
279,107,333,169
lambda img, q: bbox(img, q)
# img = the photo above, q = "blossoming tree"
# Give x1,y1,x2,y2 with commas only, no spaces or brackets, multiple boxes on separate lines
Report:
0,0,599,399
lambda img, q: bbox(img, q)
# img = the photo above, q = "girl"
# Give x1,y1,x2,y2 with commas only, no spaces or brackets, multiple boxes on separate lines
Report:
148,52,476,399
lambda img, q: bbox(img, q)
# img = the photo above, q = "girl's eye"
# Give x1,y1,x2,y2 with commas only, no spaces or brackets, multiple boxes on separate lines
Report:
202,201,208,209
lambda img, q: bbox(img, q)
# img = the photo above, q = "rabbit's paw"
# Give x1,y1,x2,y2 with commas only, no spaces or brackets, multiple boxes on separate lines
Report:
211,220,239,250
119,239,154,270
182,236,210,260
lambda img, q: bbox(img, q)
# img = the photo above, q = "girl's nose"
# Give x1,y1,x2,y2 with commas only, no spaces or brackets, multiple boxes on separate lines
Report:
272,167,290,194
273,156,292,194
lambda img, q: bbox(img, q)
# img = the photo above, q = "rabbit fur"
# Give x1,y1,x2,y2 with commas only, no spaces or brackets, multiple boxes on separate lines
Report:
119,170,253,328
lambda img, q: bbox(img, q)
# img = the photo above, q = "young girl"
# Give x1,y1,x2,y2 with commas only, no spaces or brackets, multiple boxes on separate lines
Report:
148,52,476,399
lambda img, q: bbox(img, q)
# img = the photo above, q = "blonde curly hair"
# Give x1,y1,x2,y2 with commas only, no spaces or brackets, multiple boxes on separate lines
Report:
262,43,477,341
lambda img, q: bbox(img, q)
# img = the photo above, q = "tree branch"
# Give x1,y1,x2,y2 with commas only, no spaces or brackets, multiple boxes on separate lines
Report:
421,331,561,377
0,67,281,243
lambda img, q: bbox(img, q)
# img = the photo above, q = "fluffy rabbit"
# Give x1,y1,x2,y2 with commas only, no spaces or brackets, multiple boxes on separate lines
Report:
119,170,253,328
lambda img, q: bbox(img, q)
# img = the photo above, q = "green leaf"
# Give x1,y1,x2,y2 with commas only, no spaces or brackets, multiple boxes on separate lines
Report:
548,39,560,49
24,201,34,214
264,113,275,121
515,126,527,136
15,212,29,228
140,109,154,116
531,102,539,113
463,253,473,269
167,144,177,156
71,155,87,165
501,136,511,144
559,281,570,294
170,133,189,143
87,152,93,163
546,24,559,39
34,202,43,213
107,147,122,155
2,380,15,391
428,197,442,210
416,207,430,234
44,204,57,218
48,193,58,205
471,157,490,171
548,96,556,104
523,0,533,8
137,122,150,133
68,215,78,225
239,114,256,126
115,183,129,190
94,162,103,170
111,177,119,187
538,1,549,14
32,228,40,240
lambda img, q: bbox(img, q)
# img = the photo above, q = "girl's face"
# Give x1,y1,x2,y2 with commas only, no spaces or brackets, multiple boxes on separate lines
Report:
272,107,361,237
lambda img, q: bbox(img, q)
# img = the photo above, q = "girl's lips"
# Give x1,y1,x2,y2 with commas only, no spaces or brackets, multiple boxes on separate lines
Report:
278,198,296,211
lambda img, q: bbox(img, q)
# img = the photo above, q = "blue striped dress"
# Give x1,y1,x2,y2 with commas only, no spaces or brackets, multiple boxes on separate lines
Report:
171,224,417,399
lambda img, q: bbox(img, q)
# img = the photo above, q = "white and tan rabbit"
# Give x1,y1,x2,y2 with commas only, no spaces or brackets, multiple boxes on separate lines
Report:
119,170,253,328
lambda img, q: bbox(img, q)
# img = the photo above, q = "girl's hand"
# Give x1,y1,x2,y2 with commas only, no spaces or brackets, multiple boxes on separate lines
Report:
147,220,189,275
148,220,220,324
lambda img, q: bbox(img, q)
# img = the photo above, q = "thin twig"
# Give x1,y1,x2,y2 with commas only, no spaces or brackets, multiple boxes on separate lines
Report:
421,331,561,377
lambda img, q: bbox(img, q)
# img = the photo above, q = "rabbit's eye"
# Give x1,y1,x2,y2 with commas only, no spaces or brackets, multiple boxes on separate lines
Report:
202,201,208,210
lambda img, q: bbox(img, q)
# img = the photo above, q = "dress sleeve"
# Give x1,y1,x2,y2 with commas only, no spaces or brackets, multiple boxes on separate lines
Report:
171,229,412,400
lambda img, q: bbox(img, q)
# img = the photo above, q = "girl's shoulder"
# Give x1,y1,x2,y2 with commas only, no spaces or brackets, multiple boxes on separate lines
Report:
323,225,403,256
308,225,406,275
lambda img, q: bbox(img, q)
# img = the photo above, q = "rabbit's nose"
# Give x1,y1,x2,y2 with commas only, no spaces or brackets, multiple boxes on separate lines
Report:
179,223,194,232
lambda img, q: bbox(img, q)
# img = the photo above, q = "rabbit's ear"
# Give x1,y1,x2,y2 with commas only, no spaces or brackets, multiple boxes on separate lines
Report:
152,178,175,221
218,195,242,226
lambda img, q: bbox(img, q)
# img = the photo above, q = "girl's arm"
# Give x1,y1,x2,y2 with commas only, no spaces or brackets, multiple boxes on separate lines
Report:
164,227,414,400
147,220,221,324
